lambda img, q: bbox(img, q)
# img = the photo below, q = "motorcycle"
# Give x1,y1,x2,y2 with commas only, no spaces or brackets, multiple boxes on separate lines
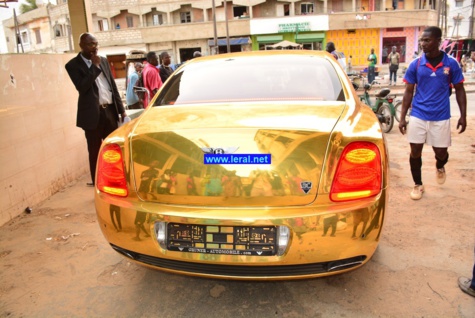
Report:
351,76,396,133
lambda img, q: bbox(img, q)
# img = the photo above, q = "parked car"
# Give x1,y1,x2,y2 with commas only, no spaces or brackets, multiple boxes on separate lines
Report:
95,50,389,280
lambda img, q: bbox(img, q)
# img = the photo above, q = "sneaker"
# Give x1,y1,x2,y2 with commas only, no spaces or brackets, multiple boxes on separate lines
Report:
410,185,424,200
458,276,475,297
436,168,446,184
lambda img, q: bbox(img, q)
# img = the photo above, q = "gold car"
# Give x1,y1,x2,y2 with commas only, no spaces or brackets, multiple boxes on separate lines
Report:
95,50,388,280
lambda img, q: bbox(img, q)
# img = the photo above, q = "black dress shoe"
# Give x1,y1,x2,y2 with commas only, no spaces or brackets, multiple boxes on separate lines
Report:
86,182,95,187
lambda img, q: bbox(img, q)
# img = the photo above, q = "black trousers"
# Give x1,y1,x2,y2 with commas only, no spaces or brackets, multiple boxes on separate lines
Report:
84,105,118,184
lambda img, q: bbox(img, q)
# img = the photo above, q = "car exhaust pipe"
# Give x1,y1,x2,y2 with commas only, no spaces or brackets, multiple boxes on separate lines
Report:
111,244,138,260
327,256,366,272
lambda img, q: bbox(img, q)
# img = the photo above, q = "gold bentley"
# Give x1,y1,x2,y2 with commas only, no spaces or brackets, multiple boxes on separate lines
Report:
95,50,388,280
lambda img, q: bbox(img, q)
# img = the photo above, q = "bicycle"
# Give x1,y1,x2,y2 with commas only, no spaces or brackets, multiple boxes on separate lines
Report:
393,99,411,123
347,71,367,89
352,76,396,133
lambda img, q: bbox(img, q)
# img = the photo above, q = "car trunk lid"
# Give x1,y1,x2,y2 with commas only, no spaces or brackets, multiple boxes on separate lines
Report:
130,102,345,206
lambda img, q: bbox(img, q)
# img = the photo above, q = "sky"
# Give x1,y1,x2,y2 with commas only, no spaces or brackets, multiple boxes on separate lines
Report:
0,1,57,53
0,1,21,53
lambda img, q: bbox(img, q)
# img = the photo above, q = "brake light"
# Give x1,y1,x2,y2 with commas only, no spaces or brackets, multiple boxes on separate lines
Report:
330,142,382,202
97,144,128,197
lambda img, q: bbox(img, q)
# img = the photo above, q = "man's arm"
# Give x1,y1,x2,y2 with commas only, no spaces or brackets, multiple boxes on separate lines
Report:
454,82,467,134
398,83,415,135
65,59,101,95
150,70,163,96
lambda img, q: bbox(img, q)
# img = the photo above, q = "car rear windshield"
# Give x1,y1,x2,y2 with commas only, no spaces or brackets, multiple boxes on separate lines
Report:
154,55,344,106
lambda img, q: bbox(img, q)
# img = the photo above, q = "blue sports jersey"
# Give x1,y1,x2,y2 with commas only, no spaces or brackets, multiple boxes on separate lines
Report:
403,51,464,121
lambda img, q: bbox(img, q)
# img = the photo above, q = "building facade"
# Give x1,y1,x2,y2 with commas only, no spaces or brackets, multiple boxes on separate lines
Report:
442,0,475,61
3,0,446,78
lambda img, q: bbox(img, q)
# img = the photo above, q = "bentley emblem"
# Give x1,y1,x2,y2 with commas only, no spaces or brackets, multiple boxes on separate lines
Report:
300,181,312,194
201,147,239,154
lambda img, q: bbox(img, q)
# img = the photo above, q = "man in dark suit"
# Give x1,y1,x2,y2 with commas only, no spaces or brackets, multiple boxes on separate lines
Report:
65,33,126,186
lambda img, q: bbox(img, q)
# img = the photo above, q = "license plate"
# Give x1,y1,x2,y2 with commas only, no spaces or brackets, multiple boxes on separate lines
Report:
167,223,276,256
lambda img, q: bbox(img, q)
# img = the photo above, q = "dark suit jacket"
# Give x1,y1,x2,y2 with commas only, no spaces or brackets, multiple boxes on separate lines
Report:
65,53,125,130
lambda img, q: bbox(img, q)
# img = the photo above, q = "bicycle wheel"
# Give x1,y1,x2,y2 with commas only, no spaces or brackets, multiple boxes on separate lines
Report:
394,100,411,123
377,104,394,133
394,100,402,122
351,76,362,90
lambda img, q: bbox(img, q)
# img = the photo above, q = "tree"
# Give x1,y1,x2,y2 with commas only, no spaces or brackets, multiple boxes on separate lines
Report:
19,0,38,14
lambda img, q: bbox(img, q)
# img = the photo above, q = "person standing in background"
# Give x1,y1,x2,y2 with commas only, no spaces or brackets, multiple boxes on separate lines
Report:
387,46,400,85
141,51,162,108
158,51,174,83
125,62,143,109
367,48,377,84
325,41,338,60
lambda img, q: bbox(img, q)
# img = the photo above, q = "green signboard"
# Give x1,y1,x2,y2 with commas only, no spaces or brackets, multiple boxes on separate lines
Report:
278,22,311,33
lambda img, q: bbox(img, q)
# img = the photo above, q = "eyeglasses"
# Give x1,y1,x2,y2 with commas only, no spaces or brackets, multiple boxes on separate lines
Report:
85,42,99,48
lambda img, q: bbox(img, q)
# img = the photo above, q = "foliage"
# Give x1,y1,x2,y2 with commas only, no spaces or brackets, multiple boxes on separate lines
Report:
19,0,38,14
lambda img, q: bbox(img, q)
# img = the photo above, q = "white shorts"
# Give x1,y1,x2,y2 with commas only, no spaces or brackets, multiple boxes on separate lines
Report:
406,117,451,147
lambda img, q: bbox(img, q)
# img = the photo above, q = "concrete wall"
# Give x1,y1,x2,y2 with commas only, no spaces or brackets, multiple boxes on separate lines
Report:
0,53,89,226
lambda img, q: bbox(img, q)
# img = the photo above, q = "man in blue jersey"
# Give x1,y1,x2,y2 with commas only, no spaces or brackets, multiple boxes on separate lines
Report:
398,26,467,200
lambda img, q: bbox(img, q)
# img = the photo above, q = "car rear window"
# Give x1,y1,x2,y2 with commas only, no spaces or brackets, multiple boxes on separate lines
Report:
154,55,344,106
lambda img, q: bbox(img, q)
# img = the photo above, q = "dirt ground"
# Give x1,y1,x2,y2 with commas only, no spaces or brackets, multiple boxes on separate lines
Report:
1,114,474,317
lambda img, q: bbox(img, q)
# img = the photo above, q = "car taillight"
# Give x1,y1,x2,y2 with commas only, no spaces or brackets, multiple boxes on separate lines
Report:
97,143,128,197
330,141,382,202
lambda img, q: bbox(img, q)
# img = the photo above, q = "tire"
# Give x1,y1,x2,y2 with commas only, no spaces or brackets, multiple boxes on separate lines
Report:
394,100,411,123
394,100,402,122
377,104,394,133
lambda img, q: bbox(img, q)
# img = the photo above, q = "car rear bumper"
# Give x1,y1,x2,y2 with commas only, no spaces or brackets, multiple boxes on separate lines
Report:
95,190,386,280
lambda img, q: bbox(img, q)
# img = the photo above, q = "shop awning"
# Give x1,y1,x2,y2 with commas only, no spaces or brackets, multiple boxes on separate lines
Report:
256,35,284,43
296,32,325,42
208,37,251,46
266,40,302,49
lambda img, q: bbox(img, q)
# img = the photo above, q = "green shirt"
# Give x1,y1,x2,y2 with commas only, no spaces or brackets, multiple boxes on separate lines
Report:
368,53,377,67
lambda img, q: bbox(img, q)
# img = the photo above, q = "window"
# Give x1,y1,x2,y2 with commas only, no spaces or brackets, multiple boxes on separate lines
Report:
180,12,191,23
20,30,29,45
126,16,133,28
155,55,344,106
302,42,322,50
54,24,63,37
98,19,109,31
233,6,247,17
301,3,314,14
455,0,463,7
153,14,163,25
284,4,290,16
34,29,41,44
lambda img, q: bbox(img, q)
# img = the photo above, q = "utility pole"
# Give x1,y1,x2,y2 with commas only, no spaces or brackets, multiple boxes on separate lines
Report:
224,0,230,53
13,9,24,53
437,0,441,28
445,0,448,38
469,0,475,40
212,0,218,55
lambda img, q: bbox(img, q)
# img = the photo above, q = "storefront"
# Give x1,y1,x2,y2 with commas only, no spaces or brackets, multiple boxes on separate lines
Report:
381,27,421,64
250,16,328,51
207,37,252,54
